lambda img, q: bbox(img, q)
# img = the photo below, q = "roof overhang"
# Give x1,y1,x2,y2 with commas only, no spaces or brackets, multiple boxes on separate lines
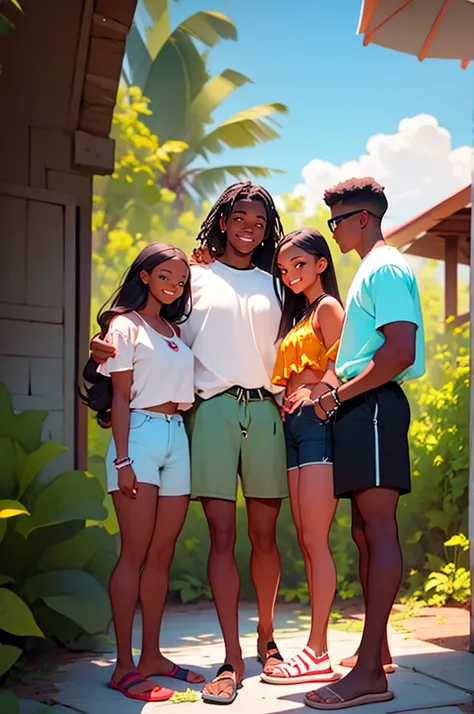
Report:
385,185,472,265
68,0,138,173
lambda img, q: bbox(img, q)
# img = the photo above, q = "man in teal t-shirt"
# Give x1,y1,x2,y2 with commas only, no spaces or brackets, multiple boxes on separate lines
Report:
305,179,425,710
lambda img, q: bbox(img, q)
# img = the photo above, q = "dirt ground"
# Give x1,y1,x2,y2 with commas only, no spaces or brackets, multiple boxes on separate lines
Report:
2,599,471,705
338,598,471,652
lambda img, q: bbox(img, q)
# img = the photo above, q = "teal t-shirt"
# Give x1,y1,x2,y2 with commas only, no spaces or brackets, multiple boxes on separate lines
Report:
336,246,425,383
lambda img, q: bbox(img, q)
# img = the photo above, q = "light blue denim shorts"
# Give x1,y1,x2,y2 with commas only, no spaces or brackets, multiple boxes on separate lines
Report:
106,409,191,495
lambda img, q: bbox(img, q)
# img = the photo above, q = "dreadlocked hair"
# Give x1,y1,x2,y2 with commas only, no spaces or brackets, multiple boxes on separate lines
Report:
196,181,285,273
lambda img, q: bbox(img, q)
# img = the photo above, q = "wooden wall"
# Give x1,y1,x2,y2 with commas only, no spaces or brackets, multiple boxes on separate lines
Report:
0,0,94,468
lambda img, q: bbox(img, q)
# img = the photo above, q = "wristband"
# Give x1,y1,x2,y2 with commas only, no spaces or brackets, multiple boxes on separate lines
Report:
315,391,339,419
332,388,342,407
114,457,133,470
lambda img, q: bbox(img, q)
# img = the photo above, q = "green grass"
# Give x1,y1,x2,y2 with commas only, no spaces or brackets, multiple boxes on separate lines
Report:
329,618,364,633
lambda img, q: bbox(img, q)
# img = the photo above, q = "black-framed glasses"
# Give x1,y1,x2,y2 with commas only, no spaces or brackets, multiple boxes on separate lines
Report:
327,209,373,234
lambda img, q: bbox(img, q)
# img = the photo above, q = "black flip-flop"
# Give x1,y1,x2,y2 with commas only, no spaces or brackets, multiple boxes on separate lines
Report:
257,640,284,667
202,664,241,705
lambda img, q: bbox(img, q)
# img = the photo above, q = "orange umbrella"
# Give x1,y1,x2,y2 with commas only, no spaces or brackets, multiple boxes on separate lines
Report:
357,0,474,67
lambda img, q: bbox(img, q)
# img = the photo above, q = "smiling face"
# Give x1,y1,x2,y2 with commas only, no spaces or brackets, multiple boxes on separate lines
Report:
140,257,189,306
220,199,267,257
277,241,328,295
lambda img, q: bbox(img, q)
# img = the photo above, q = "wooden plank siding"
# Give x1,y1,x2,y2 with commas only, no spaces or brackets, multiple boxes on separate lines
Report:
0,184,77,464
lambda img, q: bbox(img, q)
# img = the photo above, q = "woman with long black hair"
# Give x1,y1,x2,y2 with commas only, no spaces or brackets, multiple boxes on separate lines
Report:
91,183,288,704
260,228,345,686
96,242,204,702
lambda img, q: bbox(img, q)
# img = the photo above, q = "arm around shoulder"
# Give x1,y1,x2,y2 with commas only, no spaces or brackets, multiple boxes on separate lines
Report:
97,314,137,376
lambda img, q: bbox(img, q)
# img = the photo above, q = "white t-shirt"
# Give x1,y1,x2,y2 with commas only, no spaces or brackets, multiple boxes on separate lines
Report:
97,311,195,410
180,262,283,400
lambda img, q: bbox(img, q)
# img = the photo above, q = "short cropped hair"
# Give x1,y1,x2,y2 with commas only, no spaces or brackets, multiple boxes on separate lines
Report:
323,178,388,219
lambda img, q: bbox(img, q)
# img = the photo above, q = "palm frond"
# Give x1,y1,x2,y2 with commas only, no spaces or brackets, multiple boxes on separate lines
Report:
124,25,152,88
189,70,253,123
146,7,236,60
187,165,285,198
197,103,288,156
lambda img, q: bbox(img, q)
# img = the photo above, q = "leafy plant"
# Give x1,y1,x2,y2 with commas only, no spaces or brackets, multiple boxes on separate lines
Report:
93,85,187,246
0,692,53,714
0,383,117,679
169,574,211,603
400,325,469,579
124,0,287,206
424,533,470,606
91,85,195,327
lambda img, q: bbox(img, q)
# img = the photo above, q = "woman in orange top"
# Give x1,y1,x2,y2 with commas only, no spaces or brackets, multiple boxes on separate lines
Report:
261,228,345,686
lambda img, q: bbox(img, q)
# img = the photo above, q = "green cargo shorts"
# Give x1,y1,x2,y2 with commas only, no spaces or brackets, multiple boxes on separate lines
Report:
186,390,288,502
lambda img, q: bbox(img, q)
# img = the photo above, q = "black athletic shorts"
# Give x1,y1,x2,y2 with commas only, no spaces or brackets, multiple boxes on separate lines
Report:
333,382,411,499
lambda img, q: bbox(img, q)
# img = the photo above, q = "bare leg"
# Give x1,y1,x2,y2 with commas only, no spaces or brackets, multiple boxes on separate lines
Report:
288,469,314,606
246,497,282,659
341,499,392,668
138,495,204,683
298,465,338,654
306,487,401,705
110,485,160,695
201,498,244,699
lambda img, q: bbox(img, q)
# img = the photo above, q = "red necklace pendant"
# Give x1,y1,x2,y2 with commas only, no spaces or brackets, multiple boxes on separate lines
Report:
167,340,179,352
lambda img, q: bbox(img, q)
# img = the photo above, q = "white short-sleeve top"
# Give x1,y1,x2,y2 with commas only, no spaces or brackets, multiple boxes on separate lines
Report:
97,311,194,410
179,262,283,399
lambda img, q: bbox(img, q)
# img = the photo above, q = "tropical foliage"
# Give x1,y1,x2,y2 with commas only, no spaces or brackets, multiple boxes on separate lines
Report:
123,0,287,206
92,85,191,327
423,533,470,606
400,323,470,606
0,384,116,680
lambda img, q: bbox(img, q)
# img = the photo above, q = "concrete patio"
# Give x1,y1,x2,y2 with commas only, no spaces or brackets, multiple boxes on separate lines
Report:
19,604,474,714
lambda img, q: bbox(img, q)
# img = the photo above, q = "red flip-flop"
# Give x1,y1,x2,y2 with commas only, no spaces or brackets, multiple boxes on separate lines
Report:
108,671,174,702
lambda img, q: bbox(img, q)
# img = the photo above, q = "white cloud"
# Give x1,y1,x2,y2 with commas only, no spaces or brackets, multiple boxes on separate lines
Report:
292,114,473,229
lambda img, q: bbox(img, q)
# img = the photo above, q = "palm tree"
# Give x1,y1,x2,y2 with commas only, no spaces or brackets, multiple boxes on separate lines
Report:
124,0,287,206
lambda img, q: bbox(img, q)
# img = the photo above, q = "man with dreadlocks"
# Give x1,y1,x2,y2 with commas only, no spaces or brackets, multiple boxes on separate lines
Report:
91,182,288,704
181,181,288,703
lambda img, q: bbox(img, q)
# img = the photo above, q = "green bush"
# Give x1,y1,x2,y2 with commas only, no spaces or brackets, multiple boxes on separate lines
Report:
423,533,470,606
0,384,117,679
399,324,469,604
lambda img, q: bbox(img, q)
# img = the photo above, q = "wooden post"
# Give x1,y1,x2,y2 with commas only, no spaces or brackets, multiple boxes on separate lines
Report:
470,188,474,654
444,236,458,324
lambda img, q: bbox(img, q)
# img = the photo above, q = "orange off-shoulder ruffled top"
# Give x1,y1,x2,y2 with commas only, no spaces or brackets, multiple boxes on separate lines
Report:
272,312,339,387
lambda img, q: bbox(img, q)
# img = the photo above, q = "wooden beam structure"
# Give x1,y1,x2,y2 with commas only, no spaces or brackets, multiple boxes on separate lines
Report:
386,185,471,330
444,235,458,322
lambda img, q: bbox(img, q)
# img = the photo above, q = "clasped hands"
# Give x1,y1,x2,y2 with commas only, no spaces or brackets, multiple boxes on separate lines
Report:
281,382,340,421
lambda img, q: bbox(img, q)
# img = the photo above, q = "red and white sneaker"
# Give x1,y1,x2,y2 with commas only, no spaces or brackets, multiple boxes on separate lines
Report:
260,648,341,685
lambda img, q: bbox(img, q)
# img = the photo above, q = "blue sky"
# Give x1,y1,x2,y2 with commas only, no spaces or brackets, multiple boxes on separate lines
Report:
164,0,474,200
